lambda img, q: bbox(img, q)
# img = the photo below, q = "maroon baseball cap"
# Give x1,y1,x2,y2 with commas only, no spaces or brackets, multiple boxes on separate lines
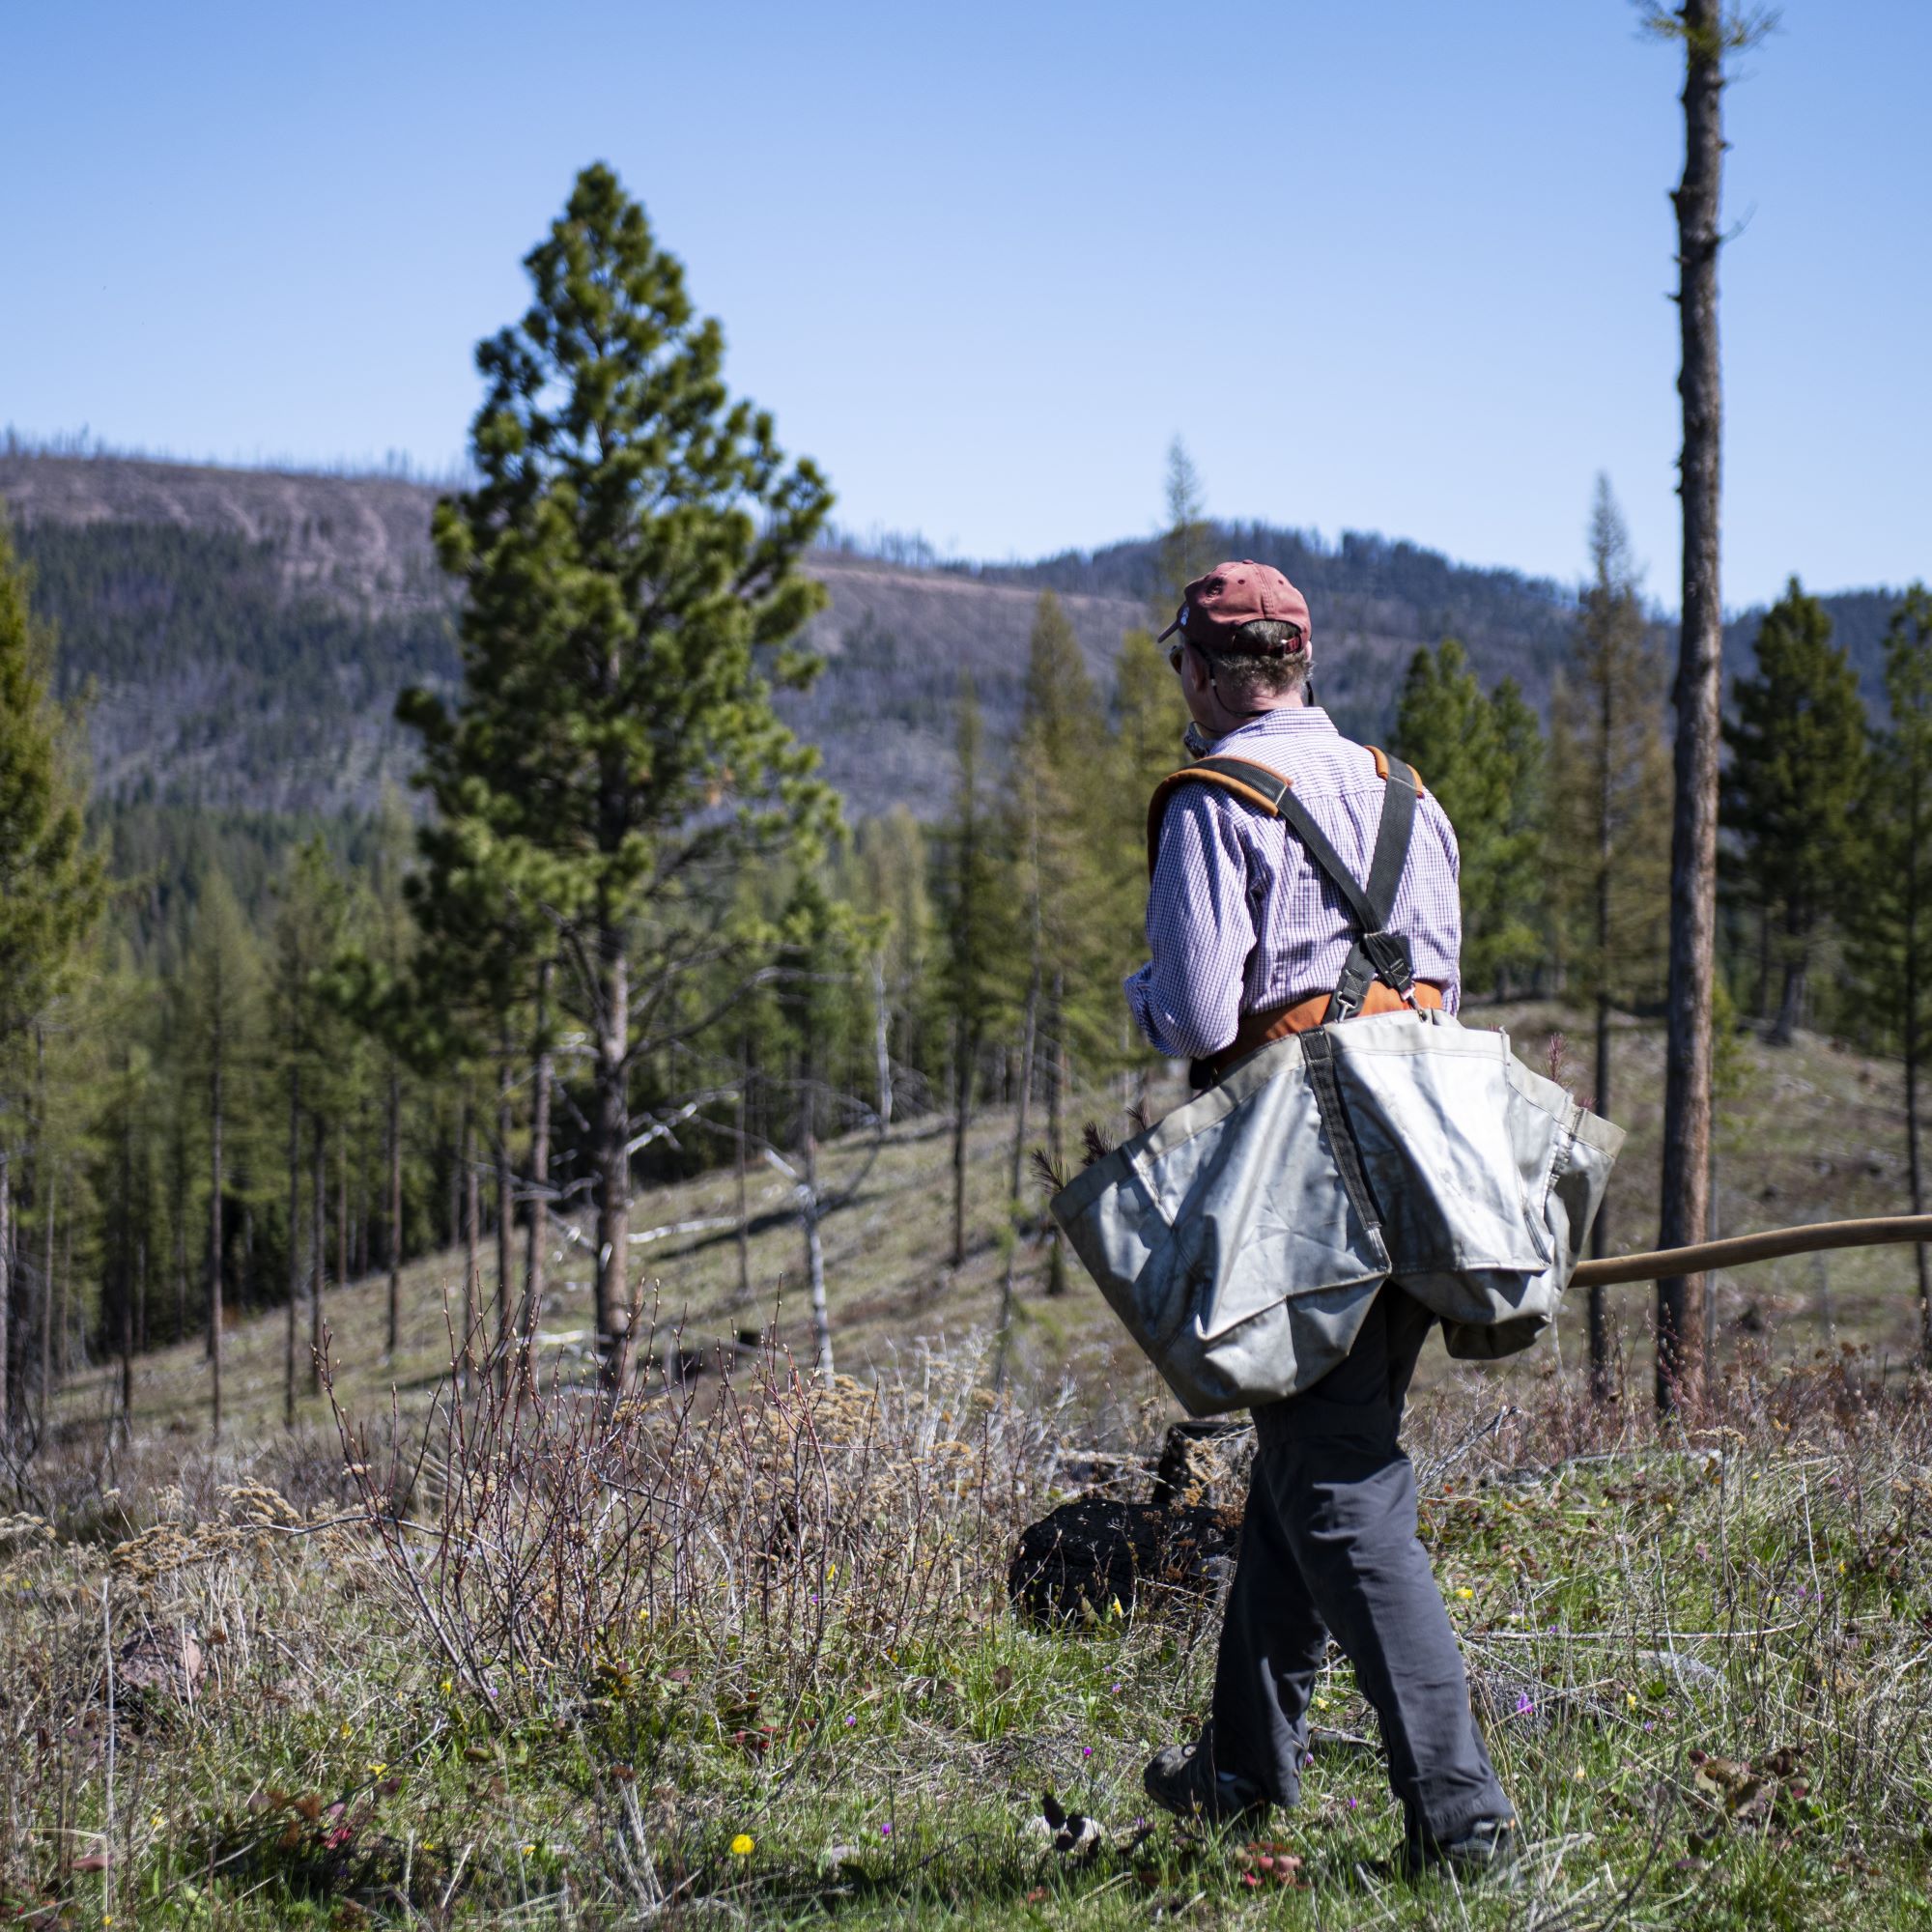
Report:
1157,559,1312,655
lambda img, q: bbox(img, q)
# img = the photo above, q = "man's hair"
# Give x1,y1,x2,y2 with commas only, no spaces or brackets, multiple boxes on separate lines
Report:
1208,618,1311,706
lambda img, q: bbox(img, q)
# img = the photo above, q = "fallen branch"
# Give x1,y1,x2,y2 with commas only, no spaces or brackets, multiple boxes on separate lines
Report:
627,1216,735,1247
1571,1213,1932,1289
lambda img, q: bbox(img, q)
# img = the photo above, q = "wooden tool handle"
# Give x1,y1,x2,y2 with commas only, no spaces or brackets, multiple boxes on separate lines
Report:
1570,1215,1932,1290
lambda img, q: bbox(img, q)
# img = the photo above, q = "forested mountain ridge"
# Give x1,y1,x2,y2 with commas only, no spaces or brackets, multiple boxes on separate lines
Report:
0,451,1905,826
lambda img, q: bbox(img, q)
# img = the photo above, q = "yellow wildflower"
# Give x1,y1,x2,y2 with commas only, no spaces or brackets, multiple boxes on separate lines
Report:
730,1833,755,1856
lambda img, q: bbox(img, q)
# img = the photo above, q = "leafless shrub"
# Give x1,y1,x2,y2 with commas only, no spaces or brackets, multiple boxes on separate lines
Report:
327,1331,1067,1721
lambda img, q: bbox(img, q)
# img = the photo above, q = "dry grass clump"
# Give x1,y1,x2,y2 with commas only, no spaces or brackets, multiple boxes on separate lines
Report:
3,1334,1932,1927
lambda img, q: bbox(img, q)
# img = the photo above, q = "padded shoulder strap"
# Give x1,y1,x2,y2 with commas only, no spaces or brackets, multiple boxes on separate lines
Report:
1145,756,1295,875
1367,746,1427,797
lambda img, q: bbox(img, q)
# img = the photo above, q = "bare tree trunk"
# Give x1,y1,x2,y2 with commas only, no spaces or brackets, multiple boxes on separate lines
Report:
135,1237,147,1360
208,1007,226,1400
993,980,1040,1392
522,967,554,1376
594,937,632,1397
25,1029,48,1429
309,1111,326,1395
0,1149,11,1437
39,1166,56,1428
800,1080,832,1383
1754,902,1771,1020
173,1134,187,1353
446,1122,461,1252
1908,794,1931,1364
1656,0,1729,1409
496,1050,513,1380
871,952,894,1130
385,1060,402,1359
118,1045,135,1435
951,1019,975,1269
1770,947,1805,1047
337,1124,351,1294
462,1105,480,1375
2,1157,20,1434
1045,973,1067,1296
56,1212,70,1383
355,1093,372,1280
1588,650,1616,1402
733,1029,752,1308
1704,1146,1720,1371
8,1146,29,1428
1589,985,1613,1401
284,1072,300,1429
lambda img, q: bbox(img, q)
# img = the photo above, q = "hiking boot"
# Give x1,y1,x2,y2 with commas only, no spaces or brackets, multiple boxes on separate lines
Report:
1142,1726,1269,1826
1399,1815,1518,1879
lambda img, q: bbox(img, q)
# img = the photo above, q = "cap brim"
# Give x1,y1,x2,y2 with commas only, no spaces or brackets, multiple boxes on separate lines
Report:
1155,616,1181,642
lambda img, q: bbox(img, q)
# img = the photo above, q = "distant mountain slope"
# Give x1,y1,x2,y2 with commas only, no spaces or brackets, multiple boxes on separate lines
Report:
0,453,1907,827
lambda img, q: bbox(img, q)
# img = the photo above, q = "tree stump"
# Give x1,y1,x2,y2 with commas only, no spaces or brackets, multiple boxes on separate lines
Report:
1008,1424,1253,1623
1008,1495,1241,1622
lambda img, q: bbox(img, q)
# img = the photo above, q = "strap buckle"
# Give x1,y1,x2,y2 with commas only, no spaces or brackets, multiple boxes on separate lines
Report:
1359,929,1415,996
1326,931,1414,1026
1327,953,1375,1023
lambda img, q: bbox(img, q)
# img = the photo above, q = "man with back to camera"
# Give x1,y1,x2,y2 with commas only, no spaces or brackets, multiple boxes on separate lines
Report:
1129,560,1516,1876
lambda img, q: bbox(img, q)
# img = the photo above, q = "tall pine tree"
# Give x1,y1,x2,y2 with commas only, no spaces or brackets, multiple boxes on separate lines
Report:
1391,639,1547,998
1158,438,1211,611
1721,579,1867,1043
402,164,835,1391
934,674,1007,1269
1007,592,1114,1293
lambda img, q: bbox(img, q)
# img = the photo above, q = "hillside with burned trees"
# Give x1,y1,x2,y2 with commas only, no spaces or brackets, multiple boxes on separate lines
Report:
13,446,1898,833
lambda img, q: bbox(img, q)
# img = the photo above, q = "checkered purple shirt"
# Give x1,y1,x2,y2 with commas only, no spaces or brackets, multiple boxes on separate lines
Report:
1124,707,1463,1061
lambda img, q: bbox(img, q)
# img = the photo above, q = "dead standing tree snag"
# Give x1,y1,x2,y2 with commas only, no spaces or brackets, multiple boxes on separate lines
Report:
1644,0,1777,1408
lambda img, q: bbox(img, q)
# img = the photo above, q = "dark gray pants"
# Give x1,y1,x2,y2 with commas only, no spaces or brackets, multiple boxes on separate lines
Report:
1209,1286,1510,1848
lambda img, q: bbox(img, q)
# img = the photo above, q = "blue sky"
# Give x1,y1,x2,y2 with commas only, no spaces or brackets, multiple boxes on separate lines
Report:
5,1,1927,610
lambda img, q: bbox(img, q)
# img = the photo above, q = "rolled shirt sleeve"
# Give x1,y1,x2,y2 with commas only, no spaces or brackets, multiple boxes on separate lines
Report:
1124,787,1256,1061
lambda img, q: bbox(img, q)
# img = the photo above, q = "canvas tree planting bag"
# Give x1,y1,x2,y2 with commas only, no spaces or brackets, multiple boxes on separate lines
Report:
1049,1009,1623,1417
